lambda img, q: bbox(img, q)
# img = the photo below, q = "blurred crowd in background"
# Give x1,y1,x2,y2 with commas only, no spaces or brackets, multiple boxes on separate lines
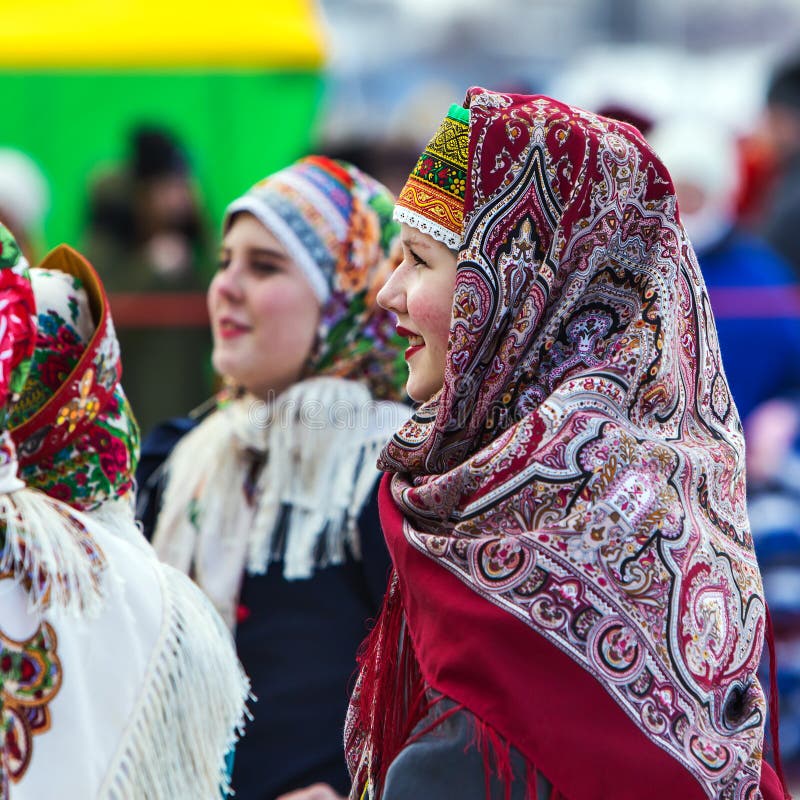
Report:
5,0,800,788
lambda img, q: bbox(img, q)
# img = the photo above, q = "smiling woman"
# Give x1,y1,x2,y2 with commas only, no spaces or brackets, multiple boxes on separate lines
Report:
377,224,457,401
345,92,787,800
150,155,409,799
209,213,320,400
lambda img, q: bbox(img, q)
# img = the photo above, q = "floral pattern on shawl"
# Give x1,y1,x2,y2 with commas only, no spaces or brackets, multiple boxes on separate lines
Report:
8,251,140,511
374,90,767,797
0,623,61,798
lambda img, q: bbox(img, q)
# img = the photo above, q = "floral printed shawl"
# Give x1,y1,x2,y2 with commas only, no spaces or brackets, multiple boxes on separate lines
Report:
347,89,783,800
0,225,249,799
8,246,139,512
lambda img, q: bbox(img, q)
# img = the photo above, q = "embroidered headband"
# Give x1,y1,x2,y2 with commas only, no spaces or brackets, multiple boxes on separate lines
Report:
393,103,470,249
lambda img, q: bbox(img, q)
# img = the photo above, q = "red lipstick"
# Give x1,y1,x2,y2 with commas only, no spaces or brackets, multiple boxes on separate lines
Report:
396,326,425,360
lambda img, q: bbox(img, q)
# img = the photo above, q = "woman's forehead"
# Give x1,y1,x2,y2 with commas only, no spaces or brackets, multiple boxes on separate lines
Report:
400,224,438,250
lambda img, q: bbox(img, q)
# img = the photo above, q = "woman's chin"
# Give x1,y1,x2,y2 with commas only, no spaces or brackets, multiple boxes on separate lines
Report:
211,351,247,387
406,375,444,404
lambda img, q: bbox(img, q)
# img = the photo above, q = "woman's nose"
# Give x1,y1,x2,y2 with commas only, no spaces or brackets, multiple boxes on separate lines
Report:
377,265,407,315
213,261,245,302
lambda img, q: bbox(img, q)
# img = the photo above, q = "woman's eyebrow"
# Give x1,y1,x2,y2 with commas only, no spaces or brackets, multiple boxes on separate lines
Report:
238,246,290,261
401,234,431,251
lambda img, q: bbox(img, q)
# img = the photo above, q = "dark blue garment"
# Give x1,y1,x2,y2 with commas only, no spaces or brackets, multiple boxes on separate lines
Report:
136,419,391,799
701,230,800,422
231,490,388,799
761,155,800,282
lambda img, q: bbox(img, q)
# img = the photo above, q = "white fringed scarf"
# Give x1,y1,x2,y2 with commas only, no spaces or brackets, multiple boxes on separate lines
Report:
1,477,251,799
153,376,409,630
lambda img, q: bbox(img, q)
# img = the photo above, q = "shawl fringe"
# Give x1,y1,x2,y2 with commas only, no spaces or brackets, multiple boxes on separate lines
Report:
466,715,570,800
348,571,428,799
154,377,409,627
0,487,107,616
248,378,406,579
100,562,251,799
348,570,562,800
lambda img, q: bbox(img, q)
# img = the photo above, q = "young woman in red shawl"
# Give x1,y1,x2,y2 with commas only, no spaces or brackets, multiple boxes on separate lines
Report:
345,90,789,799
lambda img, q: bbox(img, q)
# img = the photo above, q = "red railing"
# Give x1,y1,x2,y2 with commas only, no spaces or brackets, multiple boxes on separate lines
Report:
107,292,209,327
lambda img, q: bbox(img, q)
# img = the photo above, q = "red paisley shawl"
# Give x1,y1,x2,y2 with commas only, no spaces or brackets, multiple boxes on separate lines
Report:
346,89,784,799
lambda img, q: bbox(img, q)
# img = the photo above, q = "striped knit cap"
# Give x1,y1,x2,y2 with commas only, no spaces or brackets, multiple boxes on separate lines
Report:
393,103,470,248
222,155,406,402
224,155,391,303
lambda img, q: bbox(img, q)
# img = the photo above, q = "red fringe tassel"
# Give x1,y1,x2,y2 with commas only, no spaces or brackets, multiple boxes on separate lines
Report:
467,713,552,800
346,571,428,796
765,604,792,800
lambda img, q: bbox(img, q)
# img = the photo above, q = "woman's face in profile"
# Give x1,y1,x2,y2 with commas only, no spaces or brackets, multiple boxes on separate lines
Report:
208,213,320,399
377,223,458,402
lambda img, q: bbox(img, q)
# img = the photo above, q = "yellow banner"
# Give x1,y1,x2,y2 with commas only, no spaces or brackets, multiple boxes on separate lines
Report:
0,0,326,68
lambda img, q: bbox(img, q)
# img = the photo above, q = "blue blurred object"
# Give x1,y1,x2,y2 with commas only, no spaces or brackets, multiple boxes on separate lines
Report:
750,417,800,773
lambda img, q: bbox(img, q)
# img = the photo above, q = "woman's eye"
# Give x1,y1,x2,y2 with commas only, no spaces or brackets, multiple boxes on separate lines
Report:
409,249,427,267
217,257,231,271
251,262,280,276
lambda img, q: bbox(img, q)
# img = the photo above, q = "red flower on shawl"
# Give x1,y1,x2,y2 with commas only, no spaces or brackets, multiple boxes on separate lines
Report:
98,434,131,486
37,351,76,395
48,325,83,358
0,270,36,407
86,422,131,491
46,482,73,503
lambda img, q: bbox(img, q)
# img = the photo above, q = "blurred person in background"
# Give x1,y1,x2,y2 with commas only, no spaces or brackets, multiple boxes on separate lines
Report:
648,115,800,424
147,156,408,800
746,394,800,784
759,53,800,281
86,125,211,290
0,147,49,263
0,223,248,798
84,125,213,434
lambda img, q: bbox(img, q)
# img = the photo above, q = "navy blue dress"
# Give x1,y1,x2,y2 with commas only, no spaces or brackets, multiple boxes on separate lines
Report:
137,419,391,799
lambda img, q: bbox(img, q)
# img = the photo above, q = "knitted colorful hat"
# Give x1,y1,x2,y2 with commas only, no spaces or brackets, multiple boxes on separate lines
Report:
223,155,407,402
225,155,390,303
393,103,470,249
9,246,140,511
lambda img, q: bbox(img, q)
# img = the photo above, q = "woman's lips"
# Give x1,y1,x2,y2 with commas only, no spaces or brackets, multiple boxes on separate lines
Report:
218,319,249,339
405,343,425,360
397,325,425,360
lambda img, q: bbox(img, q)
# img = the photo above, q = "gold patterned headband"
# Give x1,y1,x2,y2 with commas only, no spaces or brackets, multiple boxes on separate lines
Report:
393,103,470,249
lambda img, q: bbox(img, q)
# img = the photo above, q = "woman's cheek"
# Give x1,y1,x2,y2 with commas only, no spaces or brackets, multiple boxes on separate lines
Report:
409,289,452,351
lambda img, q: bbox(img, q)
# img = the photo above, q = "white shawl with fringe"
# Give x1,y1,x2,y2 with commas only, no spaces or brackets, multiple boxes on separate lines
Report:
152,377,409,630
0,495,250,799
